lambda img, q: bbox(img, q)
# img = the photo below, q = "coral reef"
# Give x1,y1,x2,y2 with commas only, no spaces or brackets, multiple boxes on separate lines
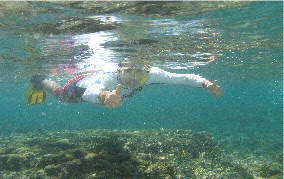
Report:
0,129,282,178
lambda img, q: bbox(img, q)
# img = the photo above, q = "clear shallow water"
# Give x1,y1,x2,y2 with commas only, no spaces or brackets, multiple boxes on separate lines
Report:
0,2,282,178
0,2,282,142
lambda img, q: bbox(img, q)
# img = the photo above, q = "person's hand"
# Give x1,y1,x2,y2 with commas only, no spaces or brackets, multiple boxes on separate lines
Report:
99,84,122,108
203,80,223,98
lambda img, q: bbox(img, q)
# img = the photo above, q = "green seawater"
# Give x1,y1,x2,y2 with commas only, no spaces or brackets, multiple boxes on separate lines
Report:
0,2,282,178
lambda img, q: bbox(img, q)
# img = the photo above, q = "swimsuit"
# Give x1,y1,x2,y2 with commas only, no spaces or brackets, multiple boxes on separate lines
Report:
54,74,90,103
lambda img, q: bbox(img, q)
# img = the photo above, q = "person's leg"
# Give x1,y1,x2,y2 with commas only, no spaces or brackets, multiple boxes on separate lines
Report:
42,79,61,94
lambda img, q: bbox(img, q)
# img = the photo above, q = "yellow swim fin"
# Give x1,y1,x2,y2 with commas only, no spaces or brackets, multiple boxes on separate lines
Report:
25,83,48,105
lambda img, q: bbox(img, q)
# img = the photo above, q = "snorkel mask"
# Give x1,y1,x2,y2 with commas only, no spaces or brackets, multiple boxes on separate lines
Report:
118,62,150,87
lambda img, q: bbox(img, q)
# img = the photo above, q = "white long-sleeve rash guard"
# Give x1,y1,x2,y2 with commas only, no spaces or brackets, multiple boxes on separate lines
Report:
76,67,206,106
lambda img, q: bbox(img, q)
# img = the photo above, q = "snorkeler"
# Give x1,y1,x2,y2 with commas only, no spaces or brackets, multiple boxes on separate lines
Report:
26,62,223,108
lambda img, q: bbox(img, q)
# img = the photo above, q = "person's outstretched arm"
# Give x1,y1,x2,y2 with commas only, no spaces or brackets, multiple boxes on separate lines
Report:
202,80,223,98
147,67,223,97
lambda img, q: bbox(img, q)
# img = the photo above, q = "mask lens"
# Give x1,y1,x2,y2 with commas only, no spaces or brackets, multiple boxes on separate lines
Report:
122,68,132,77
119,66,148,86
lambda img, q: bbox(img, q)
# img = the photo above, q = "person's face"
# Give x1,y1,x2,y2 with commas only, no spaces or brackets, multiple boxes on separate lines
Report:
118,67,147,87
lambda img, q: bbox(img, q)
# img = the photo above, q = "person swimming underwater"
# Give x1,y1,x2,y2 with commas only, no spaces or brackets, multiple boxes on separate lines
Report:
26,61,223,108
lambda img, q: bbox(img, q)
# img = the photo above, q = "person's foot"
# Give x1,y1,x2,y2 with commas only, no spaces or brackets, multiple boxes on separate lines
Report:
30,75,48,90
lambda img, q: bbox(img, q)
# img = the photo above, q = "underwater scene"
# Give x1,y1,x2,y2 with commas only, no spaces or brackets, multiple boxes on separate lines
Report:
0,1,283,178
